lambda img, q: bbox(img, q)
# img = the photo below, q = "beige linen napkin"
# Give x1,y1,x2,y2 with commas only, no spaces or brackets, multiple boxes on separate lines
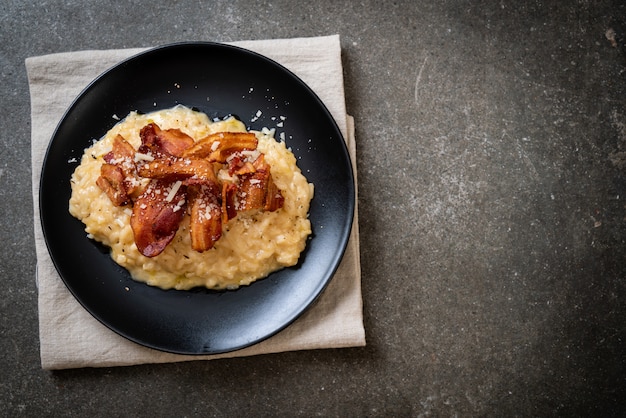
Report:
27,35,364,370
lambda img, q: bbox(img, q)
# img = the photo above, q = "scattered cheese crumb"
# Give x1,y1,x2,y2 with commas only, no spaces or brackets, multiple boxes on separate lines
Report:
165,181,182,202
134,152,154,162
173,199,185,212
261,127,276,137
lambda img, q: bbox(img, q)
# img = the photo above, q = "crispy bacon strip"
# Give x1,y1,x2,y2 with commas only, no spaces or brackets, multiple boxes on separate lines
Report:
188,185,222,252
264,173,284,211
137,157,218,184
139,123,194,157
237,171,269,212
236,154,284,212
111,134,141,198
96,163,129,206
221,182,238,223
227,154,256,176
96,135,140,205
104,134,136,164
183,132,258,162
130,180,187,257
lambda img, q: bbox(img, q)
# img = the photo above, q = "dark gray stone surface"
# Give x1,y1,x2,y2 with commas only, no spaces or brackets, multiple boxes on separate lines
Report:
2,0,625,416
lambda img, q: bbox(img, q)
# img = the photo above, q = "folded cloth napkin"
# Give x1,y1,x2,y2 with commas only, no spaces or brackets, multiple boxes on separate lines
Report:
26,35,364,370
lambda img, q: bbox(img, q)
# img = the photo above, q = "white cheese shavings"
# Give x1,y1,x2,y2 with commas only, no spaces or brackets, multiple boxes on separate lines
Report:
134,152,155,162
239,149,261,162
217,169,236,183
165,181,182,202
261,127,276,136
172,199,185,212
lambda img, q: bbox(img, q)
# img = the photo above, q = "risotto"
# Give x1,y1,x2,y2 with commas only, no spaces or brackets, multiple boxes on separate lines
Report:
69,105,314,290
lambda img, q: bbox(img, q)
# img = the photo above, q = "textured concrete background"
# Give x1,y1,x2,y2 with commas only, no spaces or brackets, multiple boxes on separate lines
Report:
2,0,625,416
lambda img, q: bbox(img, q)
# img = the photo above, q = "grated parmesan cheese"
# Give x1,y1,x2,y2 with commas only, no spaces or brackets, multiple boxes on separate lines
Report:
134,152,154,162
165,181,182,202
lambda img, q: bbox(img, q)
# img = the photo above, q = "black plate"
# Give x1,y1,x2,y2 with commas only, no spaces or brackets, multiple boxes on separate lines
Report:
40,42,354,355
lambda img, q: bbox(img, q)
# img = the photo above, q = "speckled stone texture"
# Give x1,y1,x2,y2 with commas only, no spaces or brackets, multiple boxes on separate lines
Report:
2,0,625,416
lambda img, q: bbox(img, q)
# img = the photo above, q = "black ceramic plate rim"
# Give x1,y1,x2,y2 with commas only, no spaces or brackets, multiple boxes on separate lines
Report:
39,41,355,355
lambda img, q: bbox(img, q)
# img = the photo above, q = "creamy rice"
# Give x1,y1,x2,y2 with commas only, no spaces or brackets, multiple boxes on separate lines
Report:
69,105,314,290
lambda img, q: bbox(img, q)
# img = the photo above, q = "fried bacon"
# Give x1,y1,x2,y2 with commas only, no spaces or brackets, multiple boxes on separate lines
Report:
97,122,285,257
264,173,285,211
221,182,238,223
139,123,195,157
96,163,129,206
237,171,269,212
183,132,258,162
130,180,187,257
104,134,136,164
96,135,140,205
226,154,256,176
137,156,218,184
237,175,283,211
188,185,223,252
237,154,284,212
